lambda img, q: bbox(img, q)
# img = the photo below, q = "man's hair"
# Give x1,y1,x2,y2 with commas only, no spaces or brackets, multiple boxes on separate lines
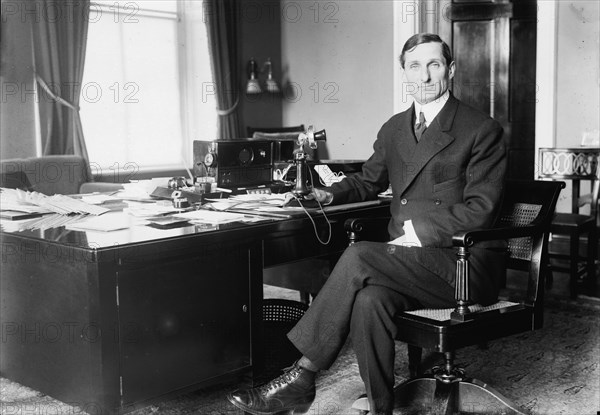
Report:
399,33,453,69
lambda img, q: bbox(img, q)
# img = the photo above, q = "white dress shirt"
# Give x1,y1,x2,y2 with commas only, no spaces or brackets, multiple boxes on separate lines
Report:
413,90,450,128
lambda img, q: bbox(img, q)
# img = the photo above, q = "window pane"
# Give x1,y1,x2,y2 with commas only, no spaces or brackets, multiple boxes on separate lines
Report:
81,14,183,171
93,0,178,13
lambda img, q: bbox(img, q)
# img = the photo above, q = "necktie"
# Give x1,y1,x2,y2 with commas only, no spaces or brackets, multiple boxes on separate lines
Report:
415,111,427,142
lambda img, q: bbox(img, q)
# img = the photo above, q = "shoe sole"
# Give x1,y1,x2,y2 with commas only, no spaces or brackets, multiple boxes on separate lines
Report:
226,393,311,415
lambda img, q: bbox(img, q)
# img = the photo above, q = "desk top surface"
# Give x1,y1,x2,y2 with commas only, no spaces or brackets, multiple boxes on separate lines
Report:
0,199,388,251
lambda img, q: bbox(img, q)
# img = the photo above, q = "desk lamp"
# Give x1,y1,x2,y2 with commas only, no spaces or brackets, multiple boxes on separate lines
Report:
292,125,326,198
246,58,262,94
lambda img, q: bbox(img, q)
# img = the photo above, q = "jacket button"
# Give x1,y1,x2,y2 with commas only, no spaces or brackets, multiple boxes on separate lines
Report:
400,198,408,205
434,199,442,205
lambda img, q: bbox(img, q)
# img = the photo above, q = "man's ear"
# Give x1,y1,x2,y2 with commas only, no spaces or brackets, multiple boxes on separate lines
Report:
448,61,456,80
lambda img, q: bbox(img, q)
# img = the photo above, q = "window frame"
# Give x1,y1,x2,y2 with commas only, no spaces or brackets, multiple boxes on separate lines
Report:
83,0,213,182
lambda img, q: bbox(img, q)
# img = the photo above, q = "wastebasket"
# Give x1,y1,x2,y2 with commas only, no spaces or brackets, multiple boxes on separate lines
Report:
257,299,309,383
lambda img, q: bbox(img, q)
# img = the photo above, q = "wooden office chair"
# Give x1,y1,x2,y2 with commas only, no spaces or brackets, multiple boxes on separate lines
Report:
346,180,564,415
538,147,599,298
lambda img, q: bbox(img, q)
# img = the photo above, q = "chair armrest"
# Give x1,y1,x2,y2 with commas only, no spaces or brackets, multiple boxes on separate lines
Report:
344,217,390,244
451,223,545,320
452,224,543,248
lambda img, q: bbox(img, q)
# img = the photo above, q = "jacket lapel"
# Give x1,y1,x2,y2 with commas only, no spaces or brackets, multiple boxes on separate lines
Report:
396,95,459,195
394,106,418,164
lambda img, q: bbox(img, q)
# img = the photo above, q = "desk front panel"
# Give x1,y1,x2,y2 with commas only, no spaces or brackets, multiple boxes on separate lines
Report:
115,237,259,407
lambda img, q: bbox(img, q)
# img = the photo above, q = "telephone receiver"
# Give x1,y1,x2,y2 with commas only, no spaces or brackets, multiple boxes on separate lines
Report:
296,125,326,150
292,125,327,198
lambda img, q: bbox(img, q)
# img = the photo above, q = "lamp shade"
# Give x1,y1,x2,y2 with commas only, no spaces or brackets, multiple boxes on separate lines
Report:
264,58,280,93
246,58,262,94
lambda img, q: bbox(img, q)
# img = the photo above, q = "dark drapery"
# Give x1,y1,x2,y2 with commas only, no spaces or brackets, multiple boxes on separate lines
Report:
203,0,241,139
30,0,91,171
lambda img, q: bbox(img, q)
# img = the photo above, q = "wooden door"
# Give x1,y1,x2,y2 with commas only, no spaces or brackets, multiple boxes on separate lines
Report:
438,0,537,179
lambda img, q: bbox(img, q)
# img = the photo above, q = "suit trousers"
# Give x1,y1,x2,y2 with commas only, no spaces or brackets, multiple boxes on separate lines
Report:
287,241,504,414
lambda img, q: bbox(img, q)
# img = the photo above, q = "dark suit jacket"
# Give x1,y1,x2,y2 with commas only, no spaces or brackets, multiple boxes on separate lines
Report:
330,94,507,248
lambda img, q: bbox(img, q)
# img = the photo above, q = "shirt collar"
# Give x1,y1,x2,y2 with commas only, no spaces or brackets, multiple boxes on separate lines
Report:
414,90,450,127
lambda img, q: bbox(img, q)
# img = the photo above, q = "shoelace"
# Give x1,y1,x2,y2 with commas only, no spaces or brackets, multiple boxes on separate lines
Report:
260,364,300,393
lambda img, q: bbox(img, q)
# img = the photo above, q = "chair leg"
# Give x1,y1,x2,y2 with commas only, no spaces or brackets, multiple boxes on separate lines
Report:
570,234,580,299
546,263,554,289
393,352,527,415
585,227,598,292
299,291,311,304
407,345,422,377
393,377,528,414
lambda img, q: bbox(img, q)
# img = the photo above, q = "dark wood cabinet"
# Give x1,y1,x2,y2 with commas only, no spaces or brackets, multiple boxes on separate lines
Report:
1,231,262,414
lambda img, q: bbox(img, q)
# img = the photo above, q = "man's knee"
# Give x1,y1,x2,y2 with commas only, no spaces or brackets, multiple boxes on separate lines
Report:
338,241,377,269
351,286,399,339
354,286,392,315
342,241,369,260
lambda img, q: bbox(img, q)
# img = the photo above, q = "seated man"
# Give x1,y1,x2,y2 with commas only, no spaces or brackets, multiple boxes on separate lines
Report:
227,33,507,415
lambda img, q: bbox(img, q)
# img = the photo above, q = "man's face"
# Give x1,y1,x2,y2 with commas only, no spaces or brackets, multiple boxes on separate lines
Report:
403,42,455,105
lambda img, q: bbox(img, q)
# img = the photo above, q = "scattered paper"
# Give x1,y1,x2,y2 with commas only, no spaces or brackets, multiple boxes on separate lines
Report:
1,188,109,215
65,213,137,232
174,209,246,224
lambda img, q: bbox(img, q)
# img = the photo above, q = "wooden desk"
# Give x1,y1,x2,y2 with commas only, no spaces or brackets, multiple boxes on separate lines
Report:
0,201,390,414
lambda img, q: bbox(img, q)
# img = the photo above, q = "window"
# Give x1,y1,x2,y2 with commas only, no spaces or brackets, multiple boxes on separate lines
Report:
81,0,216,176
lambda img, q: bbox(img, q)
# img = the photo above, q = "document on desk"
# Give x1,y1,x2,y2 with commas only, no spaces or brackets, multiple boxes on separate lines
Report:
205,193,293,210
123,201,182,217
174,209,247,224
1,188,110,216
65,212,141,232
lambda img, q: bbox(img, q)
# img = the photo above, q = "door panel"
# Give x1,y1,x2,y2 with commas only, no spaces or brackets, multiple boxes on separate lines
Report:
453,21,493,114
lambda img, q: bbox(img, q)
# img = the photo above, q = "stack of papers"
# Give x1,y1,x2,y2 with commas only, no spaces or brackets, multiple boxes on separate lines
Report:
1,188,109,216
123,201,182,217
204,193,294,212
80,194,121,205
65,212,141,232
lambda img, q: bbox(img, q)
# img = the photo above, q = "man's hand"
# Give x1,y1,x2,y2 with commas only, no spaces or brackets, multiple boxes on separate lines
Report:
306,188,334,204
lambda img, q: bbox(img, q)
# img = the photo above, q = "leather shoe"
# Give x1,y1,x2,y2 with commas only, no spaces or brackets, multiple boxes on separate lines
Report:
227,362,316,415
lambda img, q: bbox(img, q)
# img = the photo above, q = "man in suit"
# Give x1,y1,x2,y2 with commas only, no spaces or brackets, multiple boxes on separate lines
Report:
228,33,507,415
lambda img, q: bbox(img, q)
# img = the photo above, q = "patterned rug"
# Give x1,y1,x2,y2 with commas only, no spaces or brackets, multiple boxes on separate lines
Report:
1,288,599,415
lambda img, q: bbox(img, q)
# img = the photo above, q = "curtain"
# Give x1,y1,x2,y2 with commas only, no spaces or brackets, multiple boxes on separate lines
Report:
30,0,91,177
203,0,241,140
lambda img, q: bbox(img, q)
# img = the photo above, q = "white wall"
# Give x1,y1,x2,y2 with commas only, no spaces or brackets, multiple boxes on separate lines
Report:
280,1,395,160
536,0,599,214
555,0,600,148
0,0,38,159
